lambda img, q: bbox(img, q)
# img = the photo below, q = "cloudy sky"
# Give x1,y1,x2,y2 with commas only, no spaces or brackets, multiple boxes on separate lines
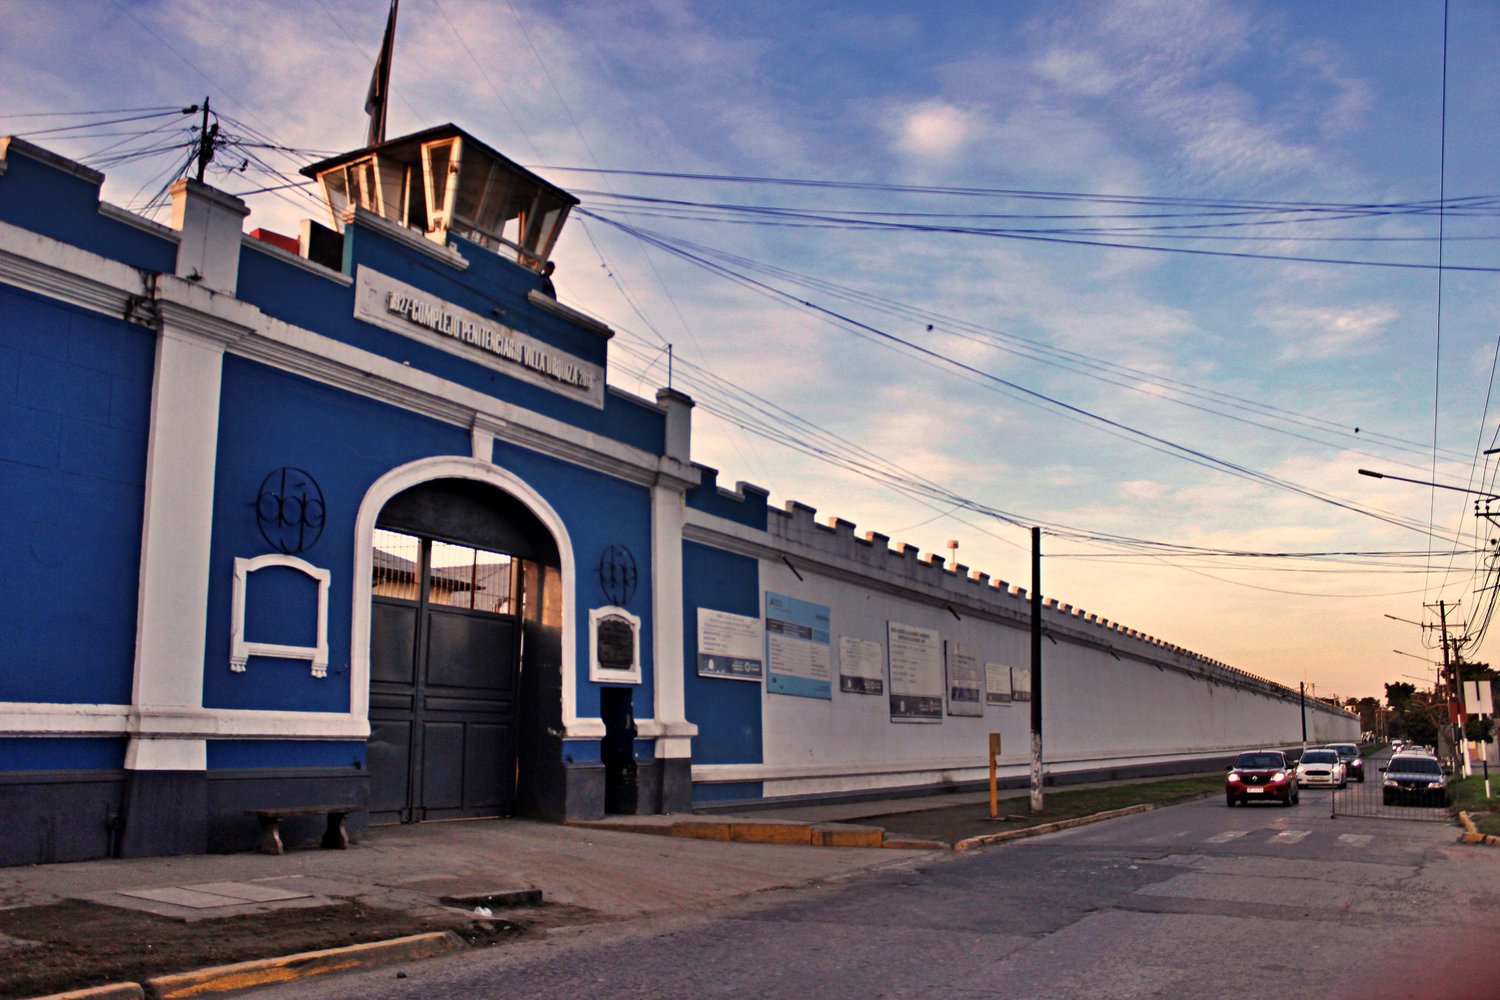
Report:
5,0,1499,702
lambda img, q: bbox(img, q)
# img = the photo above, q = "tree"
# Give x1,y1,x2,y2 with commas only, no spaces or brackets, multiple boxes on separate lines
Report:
1386,682,1417,713
1399,694,1441,748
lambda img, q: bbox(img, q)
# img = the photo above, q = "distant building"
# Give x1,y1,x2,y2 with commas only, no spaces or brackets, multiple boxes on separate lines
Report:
0,126,1356,866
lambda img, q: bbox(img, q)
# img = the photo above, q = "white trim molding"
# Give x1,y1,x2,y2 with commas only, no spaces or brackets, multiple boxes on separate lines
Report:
350,456,596,737
0,702,370,741
230,554,332,677
588,605,641,685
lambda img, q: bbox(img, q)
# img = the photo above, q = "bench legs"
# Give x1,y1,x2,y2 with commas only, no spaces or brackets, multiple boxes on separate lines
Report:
254,815,285,856
320,811,351,850
252,811,351,854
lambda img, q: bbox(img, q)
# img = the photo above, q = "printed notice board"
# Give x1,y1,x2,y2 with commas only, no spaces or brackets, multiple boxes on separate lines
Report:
697,608,764,681
887,622,943,722
1011,665,1032,702
765,592,832,699
839,636,885,695
945,642,983,717
985,662,1013,704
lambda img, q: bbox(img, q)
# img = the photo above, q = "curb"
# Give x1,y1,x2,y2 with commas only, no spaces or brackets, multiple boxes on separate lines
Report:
953,803,1159,852
144,931,461,998
30,986,145,1000
30,931,461,1000
1458,810,1500,846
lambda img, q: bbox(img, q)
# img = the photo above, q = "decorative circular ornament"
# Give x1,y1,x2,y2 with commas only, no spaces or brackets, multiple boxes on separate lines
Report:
598,544,638,606
255,467,326,555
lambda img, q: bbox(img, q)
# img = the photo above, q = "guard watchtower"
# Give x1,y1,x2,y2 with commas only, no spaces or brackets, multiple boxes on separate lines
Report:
301,124,577,273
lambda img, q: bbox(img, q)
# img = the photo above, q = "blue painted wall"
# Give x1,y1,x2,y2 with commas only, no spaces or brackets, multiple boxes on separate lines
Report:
686,466,769,531
0,144,176,273
234,223,667,456
0,737,126,771
488,439,656,723
203,353,471,715
0,286,151,705
681,541,763,779
206,740,366,769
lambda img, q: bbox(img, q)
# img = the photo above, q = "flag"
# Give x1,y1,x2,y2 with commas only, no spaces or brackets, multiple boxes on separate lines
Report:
365,0,399,148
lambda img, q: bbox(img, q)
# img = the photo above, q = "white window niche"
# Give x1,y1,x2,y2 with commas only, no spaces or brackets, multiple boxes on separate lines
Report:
231,554,332,678
589,605,641,685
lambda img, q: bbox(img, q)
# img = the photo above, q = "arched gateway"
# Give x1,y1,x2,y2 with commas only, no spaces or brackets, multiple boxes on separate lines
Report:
351,459,574,825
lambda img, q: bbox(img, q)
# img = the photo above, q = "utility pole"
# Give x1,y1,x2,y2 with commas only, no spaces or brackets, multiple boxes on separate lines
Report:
1030,526,1043,813
194,97,216,183
1300,682,1308,749
1431,599,1470,777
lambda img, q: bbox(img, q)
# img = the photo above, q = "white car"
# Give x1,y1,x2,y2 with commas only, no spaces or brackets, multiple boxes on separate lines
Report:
1295,748,1348,788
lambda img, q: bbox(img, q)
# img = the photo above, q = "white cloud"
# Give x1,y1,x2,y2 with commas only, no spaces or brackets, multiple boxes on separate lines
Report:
889,100,974,160
1259,304,1399,362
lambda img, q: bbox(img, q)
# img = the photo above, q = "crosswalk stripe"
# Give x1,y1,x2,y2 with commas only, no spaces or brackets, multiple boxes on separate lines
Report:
1337,833,1374,847
1269,830,1311,844
1205,831,1247,844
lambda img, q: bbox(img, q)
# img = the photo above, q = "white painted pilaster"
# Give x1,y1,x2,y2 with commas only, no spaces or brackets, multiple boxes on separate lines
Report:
128,318,226,770
650,386,700,758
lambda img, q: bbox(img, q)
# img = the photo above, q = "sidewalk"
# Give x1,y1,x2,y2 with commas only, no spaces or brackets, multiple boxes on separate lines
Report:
0,778,1212,999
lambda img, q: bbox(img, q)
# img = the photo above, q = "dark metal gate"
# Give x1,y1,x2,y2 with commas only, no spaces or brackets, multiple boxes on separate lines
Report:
1329,749,1452,823
368,532,523,824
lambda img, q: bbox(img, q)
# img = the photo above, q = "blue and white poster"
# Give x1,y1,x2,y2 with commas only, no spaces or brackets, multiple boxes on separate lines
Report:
765,592,832,699
697,608,764,681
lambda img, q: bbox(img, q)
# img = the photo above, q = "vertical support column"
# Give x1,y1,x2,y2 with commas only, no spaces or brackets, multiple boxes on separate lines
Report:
120,181,245,856
651,388,699,812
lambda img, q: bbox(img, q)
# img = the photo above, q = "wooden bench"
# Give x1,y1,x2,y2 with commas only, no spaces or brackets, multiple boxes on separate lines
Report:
245,806,364,855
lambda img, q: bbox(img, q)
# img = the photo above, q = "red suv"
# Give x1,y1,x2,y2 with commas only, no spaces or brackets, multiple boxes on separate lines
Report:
1226,750,1299,807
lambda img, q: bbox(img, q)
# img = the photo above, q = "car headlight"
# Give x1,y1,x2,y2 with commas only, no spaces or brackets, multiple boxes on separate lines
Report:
1384,779,1398,787
1270,771,1287,782
1227,773,1241,783
1427,781,1444,788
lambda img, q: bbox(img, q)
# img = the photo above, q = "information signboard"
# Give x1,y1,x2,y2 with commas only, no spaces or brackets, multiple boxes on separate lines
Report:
985,662,1013,704
945,642,983,717
839,636,885,695
697,608,764,681
887,622,943,722
765,592,832,699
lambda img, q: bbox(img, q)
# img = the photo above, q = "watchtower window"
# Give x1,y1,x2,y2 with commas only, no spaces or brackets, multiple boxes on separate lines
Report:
303,124,579,274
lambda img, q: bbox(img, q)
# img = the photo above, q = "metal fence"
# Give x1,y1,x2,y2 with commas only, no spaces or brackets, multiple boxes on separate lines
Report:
1328,749,1452,823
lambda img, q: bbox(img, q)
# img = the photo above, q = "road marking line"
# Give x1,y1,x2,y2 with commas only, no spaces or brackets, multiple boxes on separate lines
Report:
1337,834,1374,847
1270,830,1311,844
1205,831,1247,844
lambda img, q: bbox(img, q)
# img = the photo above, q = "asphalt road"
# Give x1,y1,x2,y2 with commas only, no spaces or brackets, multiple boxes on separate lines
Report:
257,786,1500,1000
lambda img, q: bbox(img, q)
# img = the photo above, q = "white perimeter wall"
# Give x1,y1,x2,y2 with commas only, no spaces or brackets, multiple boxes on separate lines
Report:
687,498,1357,800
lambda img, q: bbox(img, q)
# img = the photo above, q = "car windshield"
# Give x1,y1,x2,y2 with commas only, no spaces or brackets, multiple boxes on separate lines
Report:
1327,745,1358,759
1301,751,1337,764
1391,756,1442,775
1234,753,1283,770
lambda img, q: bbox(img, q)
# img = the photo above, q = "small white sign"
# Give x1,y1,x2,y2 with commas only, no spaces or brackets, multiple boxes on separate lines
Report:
945,642,983,717
1464,680,1494,716
838,636,884,695
985,662,1013,705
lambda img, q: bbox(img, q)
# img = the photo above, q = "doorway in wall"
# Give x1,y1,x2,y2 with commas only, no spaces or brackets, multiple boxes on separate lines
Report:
366,478,559,824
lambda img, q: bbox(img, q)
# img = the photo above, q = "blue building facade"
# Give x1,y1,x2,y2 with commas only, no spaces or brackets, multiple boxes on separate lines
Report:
0,128,1358,867
0,129,699,864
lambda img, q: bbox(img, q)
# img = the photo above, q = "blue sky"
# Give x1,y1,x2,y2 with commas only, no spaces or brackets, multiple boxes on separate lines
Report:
5,0,1499,702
